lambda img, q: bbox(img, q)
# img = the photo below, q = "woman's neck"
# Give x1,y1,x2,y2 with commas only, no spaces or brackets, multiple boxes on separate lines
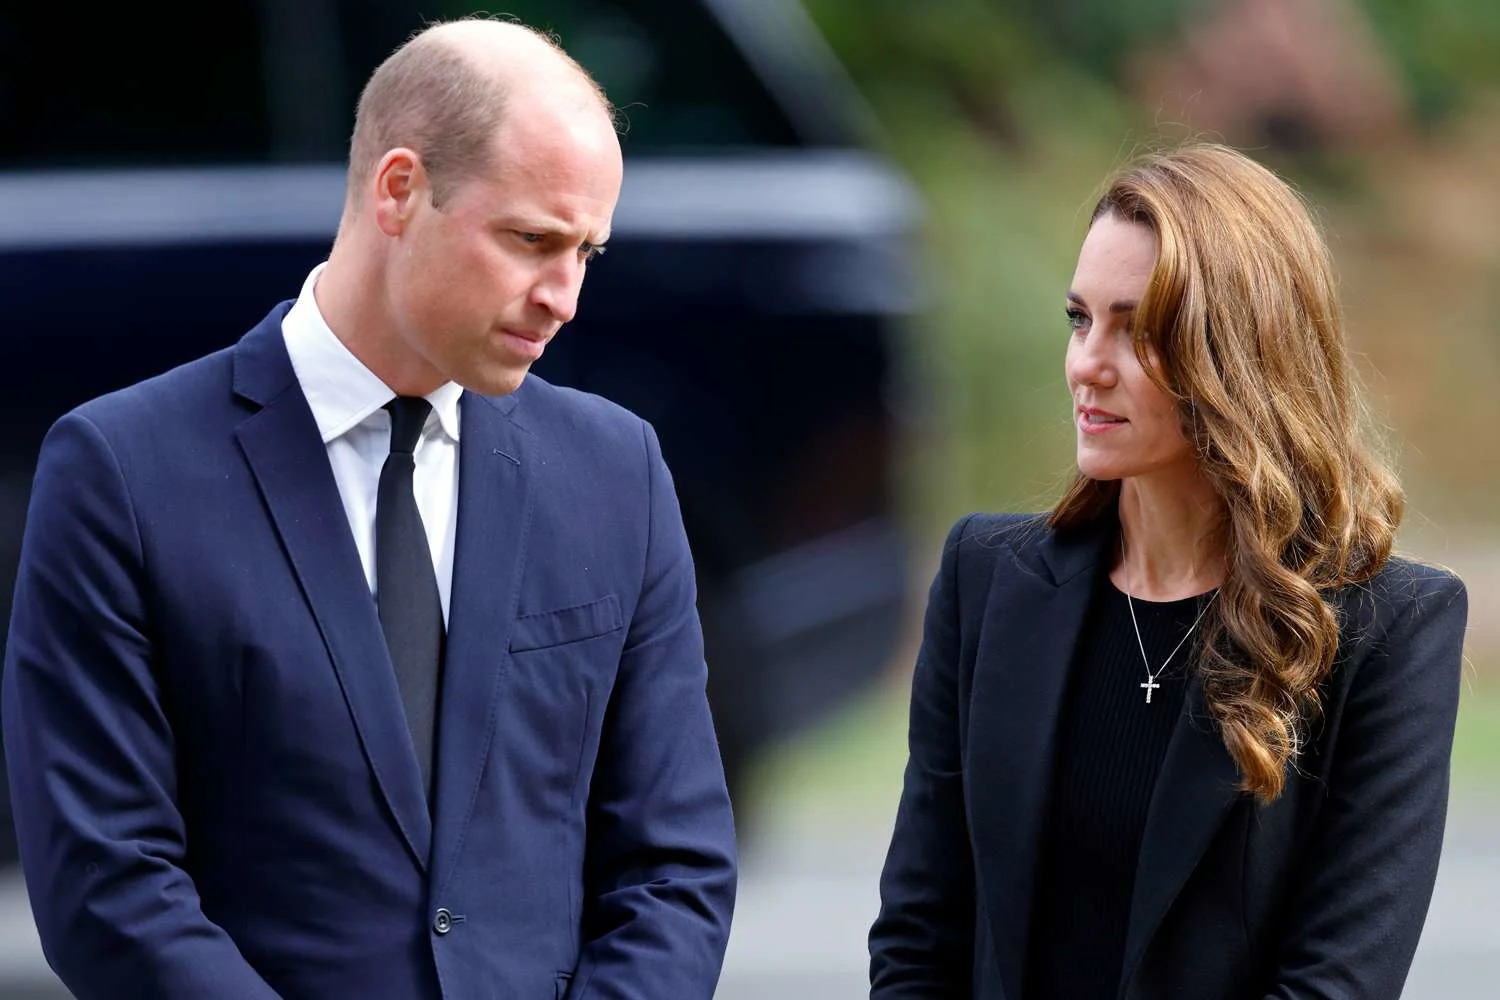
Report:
1112,472,1227,601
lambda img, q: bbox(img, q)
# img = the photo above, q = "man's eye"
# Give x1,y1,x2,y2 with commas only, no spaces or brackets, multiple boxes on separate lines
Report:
580,243,607,263
516,232,543,245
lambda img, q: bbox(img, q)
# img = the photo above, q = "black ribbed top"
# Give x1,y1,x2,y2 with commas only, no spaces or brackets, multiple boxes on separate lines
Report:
1022,574,1213,999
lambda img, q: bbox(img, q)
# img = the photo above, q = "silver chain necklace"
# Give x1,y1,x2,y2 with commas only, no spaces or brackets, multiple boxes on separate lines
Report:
1123,542,1219,704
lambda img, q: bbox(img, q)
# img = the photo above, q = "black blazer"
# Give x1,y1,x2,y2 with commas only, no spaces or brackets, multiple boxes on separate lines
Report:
869,512,1467,1000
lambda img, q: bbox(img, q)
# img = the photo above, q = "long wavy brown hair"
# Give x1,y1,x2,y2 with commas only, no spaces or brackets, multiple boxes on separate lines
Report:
1049,143,1403,802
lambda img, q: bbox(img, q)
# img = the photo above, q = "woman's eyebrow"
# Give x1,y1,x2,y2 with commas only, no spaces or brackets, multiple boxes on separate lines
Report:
1066,291,1138,313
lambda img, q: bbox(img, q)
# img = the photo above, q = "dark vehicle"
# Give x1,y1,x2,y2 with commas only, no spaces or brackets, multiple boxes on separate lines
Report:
0,0,917,890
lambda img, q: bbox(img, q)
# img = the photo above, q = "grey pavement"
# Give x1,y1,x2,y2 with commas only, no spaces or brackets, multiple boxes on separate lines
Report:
715,793,1500,999
0,796,1493,998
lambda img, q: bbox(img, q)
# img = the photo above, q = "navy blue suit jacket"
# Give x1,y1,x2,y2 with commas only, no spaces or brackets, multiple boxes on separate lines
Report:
870,512,1467,1000
2,304,737,999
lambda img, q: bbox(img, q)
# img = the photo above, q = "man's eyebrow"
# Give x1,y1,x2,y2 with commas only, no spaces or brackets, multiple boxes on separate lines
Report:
501,214,604,239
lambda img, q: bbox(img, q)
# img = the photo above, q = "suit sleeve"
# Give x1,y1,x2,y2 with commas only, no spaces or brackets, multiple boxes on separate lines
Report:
2,413,283,1000
567,420,737,1000
1265,570,1468,1000
869,514,977,998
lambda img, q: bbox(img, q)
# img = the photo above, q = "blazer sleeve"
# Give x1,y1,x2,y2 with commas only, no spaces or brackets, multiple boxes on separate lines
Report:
567,419,737,1000
1265,568,1468,1000
869,513,979,998
2,413,283,1000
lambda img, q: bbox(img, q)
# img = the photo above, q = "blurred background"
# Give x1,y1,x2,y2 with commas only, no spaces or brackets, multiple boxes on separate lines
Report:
0,0,1496,996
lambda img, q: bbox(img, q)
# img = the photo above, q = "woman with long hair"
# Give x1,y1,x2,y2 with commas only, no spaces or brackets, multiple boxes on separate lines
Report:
869,142,1468,999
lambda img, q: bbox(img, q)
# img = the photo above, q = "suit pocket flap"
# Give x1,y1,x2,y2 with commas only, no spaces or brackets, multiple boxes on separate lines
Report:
509,594,622,652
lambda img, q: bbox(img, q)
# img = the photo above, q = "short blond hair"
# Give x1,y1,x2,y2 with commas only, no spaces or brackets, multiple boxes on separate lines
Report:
346,16,613,208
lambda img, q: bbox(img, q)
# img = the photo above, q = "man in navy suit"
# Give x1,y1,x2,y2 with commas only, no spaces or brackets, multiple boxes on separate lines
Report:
2,16,736,1000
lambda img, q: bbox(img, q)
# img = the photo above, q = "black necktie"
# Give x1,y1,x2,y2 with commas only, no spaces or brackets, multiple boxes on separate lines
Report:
376,396,444,801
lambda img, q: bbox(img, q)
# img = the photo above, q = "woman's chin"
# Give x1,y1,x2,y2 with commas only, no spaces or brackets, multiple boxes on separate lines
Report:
1075,456,1125,482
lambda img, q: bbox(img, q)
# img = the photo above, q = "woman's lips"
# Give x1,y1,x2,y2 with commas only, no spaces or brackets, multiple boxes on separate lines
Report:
1077,408,1127,434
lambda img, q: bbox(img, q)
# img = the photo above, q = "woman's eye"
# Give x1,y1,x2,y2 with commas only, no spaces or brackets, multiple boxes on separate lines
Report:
1065,307,1088,333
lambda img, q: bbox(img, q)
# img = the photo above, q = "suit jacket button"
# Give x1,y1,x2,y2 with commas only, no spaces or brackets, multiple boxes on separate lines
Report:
433,908,453,935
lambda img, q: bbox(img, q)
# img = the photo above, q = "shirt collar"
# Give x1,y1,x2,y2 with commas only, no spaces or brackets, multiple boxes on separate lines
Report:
280,262,462,444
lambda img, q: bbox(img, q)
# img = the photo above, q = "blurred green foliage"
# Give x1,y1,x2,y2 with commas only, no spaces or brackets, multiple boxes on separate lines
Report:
801,0,1137,149
1363,0,1500,117
1017,0,1188,79
809,0,1500,142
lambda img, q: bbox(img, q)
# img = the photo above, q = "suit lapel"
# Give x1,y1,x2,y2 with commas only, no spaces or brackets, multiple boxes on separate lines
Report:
968,519,1109,1000
966,512,1248,995
1120,673,1243,989
430,390,532,894
231,314,432,871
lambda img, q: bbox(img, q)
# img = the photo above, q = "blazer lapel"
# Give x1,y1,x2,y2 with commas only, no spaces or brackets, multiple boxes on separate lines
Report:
968,519,1111,1000
231,313,432,871
1119,639,1243,990
430,389,532,894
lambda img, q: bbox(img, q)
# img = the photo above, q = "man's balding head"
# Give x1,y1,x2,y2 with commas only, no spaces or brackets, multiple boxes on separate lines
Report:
319,14,623,398
345,16,614,211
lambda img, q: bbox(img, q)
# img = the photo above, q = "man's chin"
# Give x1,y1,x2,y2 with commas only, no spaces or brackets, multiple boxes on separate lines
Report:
464,364,532,398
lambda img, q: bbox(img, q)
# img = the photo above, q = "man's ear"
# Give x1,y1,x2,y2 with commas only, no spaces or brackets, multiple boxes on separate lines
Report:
371,147,426,236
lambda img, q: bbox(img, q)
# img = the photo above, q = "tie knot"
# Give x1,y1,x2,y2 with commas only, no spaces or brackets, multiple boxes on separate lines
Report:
384,396,432,456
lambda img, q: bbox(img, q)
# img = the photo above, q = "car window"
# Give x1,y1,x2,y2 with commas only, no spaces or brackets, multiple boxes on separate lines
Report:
421,0,804,150
0,0,802,170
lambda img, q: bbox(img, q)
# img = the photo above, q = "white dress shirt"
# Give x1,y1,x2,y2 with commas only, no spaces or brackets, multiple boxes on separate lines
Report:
280,263,462,624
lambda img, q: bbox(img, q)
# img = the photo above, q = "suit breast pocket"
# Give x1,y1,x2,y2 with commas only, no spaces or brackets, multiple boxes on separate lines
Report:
494,595,624,813
509,594,623,652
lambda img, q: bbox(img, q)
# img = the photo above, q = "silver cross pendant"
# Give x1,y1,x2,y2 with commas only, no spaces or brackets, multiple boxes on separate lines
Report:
1141,676,1160,704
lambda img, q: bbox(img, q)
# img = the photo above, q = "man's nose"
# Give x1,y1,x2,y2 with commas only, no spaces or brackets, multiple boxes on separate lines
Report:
531,256,583,324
